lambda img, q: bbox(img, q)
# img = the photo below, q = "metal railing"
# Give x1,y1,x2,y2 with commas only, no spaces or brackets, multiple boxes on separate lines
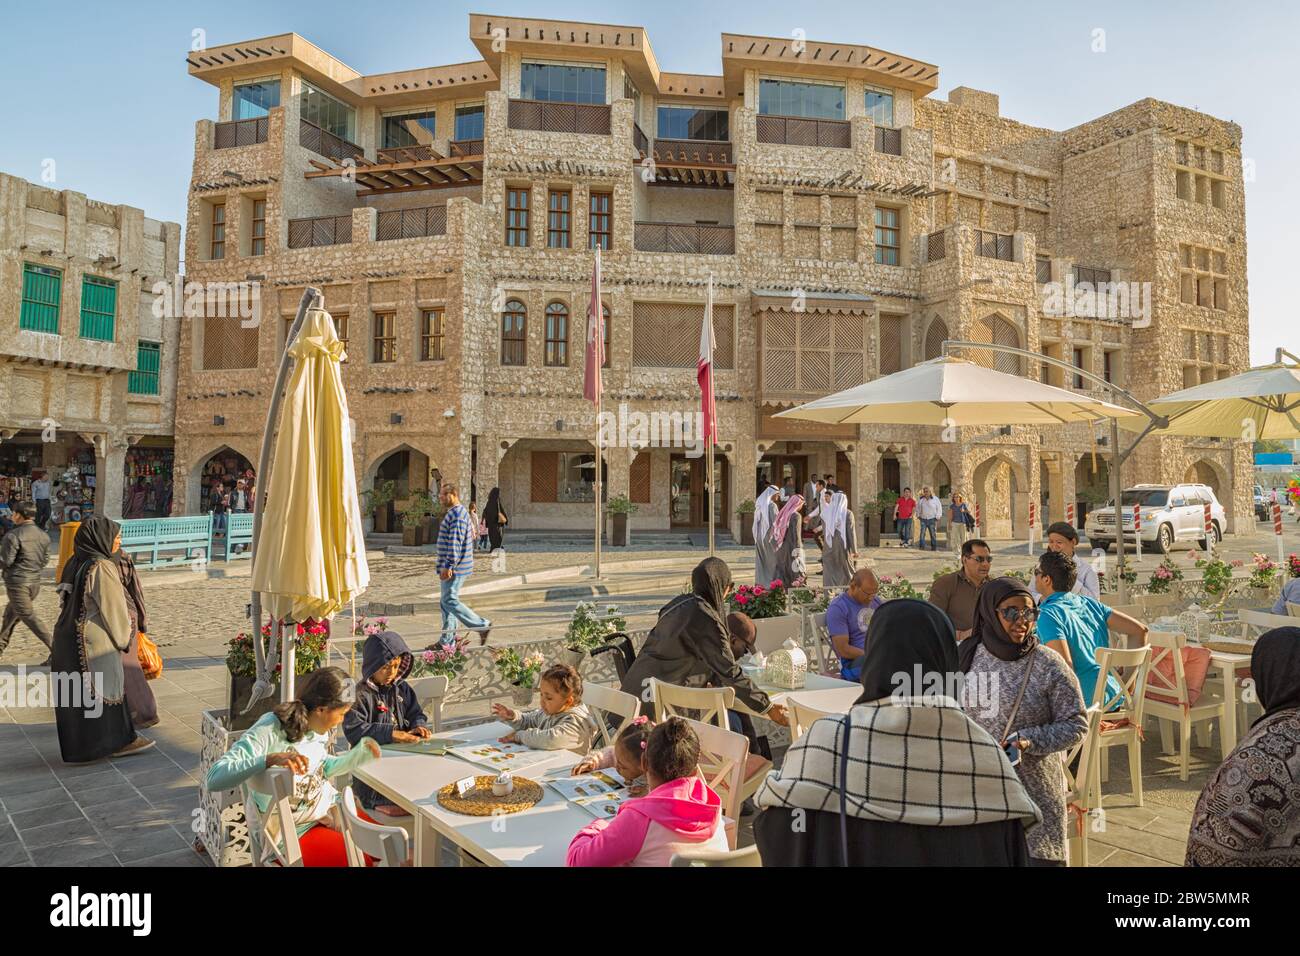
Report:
376,205,447,241
507,99,611,135
633,122,649,156
874,126,902,155
756,114,850,148
450,138,483,157
653,138,732,164
975,229,1014,261
376,144,437,164
634,222,735,255
925,230,946,262
214,116,268,149
299,117,364,163
287,215,352,249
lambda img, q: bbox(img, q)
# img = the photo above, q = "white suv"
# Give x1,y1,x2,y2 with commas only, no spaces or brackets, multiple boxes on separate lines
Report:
1085,483,1226,555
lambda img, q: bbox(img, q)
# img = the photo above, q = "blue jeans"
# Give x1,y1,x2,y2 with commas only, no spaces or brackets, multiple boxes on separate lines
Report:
213,512,228,534
918,518,938,550
439,573,489,642
896,516,913,546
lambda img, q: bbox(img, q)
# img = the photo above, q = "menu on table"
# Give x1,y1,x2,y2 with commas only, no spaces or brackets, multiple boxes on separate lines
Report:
548,770,630,819
381,737,458,756
447,741,561,773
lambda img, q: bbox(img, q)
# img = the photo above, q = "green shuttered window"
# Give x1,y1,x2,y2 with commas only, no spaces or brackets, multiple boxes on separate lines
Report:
128,341,161,395
20,264,62,333
80,275,117,341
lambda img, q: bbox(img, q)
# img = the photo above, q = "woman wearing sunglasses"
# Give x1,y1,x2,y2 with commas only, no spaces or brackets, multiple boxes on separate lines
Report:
959,577,1087,866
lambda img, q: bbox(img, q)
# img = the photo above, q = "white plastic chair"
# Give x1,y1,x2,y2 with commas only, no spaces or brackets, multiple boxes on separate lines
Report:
650,678,734,731
1287,602,1300,618
1090,645,1152,806
683,716,766,850
407,674,449,731
1224,608,1294,638
1064,706,1105,867
340,786,409,867
670,844,762,867
242,767,303,867
1143,630,1225,781
583,682,641,749
803,611,837,676
787,695,837,743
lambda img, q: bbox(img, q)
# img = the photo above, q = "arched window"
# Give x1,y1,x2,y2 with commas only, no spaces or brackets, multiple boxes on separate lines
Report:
924,317,949,361
545,302,569,367
972,314,1021,375
501,299,526,366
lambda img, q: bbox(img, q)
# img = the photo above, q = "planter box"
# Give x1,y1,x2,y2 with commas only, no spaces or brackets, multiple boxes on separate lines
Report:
199,708,253,867
374,504,393,533
752,614,801,655
226,674,280,732
739,520,755,546
611,513,630,547
402,525,422,547
864,511,882,548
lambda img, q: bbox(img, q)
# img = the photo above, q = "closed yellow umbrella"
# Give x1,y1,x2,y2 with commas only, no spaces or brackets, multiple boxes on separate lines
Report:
248,303,369,703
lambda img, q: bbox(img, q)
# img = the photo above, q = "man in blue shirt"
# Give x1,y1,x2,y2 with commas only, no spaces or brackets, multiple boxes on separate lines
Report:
824,568,882,681
1271,572,1300,615
1033,550,1147,708
435,483,492,646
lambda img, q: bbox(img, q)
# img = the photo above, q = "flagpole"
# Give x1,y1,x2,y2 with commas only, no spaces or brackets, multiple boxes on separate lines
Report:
593,248,603,579
706,274,716,559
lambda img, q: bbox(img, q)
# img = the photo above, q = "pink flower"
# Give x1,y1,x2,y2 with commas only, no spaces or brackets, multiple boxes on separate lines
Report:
770,579,784,588
735,594,750,605
752,586,765,596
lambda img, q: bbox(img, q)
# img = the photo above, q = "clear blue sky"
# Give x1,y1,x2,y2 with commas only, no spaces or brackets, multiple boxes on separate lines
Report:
2,0,1293,364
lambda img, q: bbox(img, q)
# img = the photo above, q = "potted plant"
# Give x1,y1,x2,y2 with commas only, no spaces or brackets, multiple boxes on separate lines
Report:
877,574,925,600
366,479,398,534
1241,553,1279,603
728,580,801,652
492,647,548,706
400,489,434,546
225,619,329,732
1146,557,1183,594
562,601,628,668
411,637,470,681
736,499,756,546
607,493,638,547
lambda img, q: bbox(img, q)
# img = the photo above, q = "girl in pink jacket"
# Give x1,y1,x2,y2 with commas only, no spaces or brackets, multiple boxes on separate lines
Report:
566,717,729,867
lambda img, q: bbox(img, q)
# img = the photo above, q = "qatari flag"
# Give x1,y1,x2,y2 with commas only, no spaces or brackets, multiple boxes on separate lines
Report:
697,273,717,445
583,247,603,405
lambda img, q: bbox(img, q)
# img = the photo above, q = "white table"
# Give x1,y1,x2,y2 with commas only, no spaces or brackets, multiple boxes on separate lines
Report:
353,721,593,867
1206,649,1252,757
734,672,859,716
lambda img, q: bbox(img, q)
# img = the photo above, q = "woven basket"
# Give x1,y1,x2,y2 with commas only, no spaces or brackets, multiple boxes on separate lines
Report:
436,775,544,816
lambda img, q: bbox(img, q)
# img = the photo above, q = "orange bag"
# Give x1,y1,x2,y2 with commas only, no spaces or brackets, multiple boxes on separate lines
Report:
137,632,163,680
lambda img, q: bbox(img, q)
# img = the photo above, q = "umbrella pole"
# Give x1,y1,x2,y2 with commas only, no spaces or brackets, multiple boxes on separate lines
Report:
250,287,321,705
1110,417,1128,604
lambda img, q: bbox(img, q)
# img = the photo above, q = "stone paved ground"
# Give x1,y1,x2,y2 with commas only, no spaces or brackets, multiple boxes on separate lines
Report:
2,521,1296,866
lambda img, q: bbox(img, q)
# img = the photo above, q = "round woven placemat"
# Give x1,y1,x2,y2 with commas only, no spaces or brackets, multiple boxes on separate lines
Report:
436,775,544,816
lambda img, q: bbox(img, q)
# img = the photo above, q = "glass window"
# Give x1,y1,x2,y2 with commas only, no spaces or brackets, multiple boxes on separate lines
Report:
1121,489,1169,508
623,73,641,122
758,78,845,119
865,89,895,127
589,192,611,250
547,190,571,248
455,105,484,141
521,62,607,105
299,80,355,141
372,312,396,363
545,302,569,366
128,341,161,395
656,106,729,141
233,79,280,120
874,207,900,265
506,187,530,246
558,453,604,502
501,300,527,365
382,110,437,148
251,199,267,256
332,313,349,362
210,202,226,260
421,308,445,361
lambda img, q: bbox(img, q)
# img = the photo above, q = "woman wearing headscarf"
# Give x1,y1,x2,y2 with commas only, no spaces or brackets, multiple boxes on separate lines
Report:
52,516,154,762
769,493,805,587
755,599,1040,865
114,549,159,729
482,486,507,552
621,557,788,728
959,576,1086,866
818,490,857,589
1186,628,1300,866
752,485,780,587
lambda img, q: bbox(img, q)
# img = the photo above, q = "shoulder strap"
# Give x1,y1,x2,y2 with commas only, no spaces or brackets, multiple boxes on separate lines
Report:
838,713,853,867
1001,647,1039,744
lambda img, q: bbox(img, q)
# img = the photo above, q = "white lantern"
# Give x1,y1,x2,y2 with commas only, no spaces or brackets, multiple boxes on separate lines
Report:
767,638,807,690
1178,604,1211,644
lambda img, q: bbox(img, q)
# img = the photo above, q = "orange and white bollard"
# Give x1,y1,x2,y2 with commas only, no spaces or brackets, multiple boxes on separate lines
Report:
1066,503,1075,529
1134,503,1142,561
1274,502,1285,567
1203,502,1214,558
1028,500,1036,556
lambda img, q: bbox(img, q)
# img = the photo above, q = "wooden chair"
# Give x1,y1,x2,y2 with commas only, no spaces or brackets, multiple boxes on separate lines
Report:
1287,602,1300,618
407,674,449,731
1143,630,1225,781
1090,645,1152,806
1138,592,1178,619
242,767,303,867
583,682,641,750
1223,608,1294,638
1064,706,1105,867
787,695,837,743
802,610,837,676
683,717,770,849
340,786,408,867
650,678,734,731
670,844,762,867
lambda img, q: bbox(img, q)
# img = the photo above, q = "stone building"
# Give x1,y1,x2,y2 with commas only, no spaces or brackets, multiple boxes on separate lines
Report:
174,14,1253,539
0,172,181,520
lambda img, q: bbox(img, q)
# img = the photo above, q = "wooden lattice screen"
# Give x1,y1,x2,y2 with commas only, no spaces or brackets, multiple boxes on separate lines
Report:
631,303,734,369
971,315,1021,374
878,314,906,374
530,452,559,502
629,452,652,503
924,318,948,360
202,315,259,370
760,310,868,398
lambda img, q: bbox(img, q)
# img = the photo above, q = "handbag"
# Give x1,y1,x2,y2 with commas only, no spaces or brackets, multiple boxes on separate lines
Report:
1000,646,1038,748
137,631,163,680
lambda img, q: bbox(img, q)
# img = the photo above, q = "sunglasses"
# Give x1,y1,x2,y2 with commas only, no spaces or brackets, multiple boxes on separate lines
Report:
967,555,993,564
996,606,1039,624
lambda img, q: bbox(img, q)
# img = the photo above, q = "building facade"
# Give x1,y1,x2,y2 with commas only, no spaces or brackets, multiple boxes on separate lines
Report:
174,14,1253,539
0,172,181,520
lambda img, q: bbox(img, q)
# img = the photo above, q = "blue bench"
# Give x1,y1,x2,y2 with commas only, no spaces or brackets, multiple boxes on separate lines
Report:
221,512,254,561
119,514,214,570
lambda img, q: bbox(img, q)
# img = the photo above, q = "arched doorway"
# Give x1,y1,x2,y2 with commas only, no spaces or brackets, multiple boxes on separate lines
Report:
367,445,433,532
1184,460,1222,499
931,459,952,499
972,453,1027,539
195,447,255,513
1074,453,1110,525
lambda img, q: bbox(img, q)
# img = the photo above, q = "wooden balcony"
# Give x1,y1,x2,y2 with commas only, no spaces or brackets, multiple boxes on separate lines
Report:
450,138,482,157
299,118,364,163
654,138,732,165
975,230,1014,261
756,115,850,148
376,205,447,241
214,116,268,149
287,215,352,249
507,99,611,135
634,222,734,255
874,126,902,155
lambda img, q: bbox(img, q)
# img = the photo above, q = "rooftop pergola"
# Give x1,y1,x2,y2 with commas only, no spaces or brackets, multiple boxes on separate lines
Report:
304,144,484,197
636,139,734,188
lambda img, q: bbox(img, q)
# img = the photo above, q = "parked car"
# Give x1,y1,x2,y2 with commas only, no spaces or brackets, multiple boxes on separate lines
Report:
1085,483,1226,555
1254,485,1269,521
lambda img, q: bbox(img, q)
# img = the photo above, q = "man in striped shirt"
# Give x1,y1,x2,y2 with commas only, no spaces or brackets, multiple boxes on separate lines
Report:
436,484,492,645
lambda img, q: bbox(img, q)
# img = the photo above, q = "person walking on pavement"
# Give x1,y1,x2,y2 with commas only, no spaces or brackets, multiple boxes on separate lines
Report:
31,472,52,531
0,501,53,665
435,484,492,646
916,486,943,551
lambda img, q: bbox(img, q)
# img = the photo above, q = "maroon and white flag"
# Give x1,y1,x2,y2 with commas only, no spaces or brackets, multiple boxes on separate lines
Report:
697,273,717,445
583,248,603,405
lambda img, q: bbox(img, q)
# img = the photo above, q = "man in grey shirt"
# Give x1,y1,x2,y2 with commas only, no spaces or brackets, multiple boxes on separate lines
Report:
0,501,53,662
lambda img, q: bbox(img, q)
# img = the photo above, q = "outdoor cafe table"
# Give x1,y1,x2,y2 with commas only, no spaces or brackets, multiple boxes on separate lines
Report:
736,672,862,717
353,720,590,867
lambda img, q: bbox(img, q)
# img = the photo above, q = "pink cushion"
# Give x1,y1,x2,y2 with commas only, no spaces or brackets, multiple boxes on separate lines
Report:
1146,645,1212,707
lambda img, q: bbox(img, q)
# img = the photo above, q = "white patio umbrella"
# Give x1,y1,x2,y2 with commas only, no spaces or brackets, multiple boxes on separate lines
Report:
1119,354,1300,439
774,357,1137,426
